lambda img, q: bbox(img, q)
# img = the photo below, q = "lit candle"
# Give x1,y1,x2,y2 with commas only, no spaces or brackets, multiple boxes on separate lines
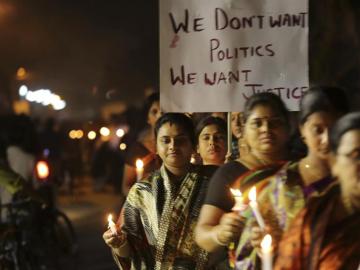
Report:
230,188,247,212
135,159,144,180
261,234,273,270
249,186,265,230
107,214,117,235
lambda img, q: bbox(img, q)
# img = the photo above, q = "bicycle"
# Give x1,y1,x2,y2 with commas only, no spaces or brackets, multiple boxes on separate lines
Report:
0,198,40,270
0,198,78,270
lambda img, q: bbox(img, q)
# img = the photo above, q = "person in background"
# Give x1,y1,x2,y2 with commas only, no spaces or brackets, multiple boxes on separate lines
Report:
121,92,162,196
211,112,227,120
195,116,227,166
6,114,39,186
229,112,247,161
103,113,217,269
0,116,35,221
275,112,360,270
38,118,65,187
195,93,290,267
236,86,349,269
91,122,125,194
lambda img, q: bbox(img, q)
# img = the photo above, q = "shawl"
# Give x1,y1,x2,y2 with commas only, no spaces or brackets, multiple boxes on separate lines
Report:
234,161,333,270
274,183,360,270
224,162,286,269
114,164,214,270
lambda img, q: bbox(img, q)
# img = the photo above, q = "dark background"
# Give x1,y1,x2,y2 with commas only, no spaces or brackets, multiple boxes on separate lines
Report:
0,0,158,118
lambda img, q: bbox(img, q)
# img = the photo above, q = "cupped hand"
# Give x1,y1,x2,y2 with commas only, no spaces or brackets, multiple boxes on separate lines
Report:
215,212,245,245
103,229,125,249
250,225,265,249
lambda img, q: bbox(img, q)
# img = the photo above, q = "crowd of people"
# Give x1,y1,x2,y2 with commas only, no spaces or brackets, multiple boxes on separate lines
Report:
0,85,358,269
103,87,360,270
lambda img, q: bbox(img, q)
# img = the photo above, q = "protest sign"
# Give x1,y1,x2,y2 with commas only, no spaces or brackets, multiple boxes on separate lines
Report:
160,0,308,112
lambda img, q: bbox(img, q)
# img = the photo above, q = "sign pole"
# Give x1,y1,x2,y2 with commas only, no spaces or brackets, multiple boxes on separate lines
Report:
227,112,232,158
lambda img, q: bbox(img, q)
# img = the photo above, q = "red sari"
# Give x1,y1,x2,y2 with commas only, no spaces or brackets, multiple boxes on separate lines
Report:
274,183,360,270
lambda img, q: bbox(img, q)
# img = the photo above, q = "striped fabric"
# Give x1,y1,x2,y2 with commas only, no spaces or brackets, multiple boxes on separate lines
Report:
116,164,212,270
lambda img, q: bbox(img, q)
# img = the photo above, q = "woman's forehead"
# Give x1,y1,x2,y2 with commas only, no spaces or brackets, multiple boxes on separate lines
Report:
248,104,281,118
158,122,187,135
338,130,360,151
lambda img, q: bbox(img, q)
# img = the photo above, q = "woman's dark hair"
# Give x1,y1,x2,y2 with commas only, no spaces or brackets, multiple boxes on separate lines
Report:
154,113,195,146
299,86,349,124
330,112,360,153
143,92,160,118
243,92,289,125
195,116,227,144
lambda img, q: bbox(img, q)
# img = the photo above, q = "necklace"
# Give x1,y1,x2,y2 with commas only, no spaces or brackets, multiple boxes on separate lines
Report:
300,159,329,184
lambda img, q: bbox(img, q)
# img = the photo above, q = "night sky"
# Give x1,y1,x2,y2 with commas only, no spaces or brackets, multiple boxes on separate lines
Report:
0,0,158,117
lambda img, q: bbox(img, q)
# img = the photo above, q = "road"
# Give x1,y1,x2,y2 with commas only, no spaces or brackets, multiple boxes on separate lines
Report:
58,177,124,270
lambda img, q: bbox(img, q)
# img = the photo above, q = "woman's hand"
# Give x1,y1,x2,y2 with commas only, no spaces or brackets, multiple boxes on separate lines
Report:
250,225,265,249
214,212,245,246
250,224,279,258
103,229,126,249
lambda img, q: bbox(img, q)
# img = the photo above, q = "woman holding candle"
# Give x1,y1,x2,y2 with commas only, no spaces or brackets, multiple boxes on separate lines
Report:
235,86,349,269
195,93,290,263
103,113,218,269
275,112,360,270
195,116,227,166
122,92,162,196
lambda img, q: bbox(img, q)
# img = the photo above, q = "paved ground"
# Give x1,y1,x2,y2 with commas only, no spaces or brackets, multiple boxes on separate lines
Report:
58,177,124,270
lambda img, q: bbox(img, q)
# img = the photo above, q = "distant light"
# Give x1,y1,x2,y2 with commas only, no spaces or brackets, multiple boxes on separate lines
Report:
87,131,96,140
190,157,196,164
43,148,50,157
19,85,28,96
119,143,127,150
116,128,125,138
16,67,27,80
76,130,84,139
100,127,110,136
36,161,49,179
52,100,66,110
19,84,66,110
69,130,77,139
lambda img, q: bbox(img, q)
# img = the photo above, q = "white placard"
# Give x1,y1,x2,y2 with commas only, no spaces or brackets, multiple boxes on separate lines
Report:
160,0,308,112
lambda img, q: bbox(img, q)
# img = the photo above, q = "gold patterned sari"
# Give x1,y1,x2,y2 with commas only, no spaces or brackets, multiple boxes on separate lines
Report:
114,164,214,270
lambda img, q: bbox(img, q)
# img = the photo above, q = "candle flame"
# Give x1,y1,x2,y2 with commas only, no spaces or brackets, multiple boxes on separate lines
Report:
136,159,144,169
230,188,242,197
249,186,257,201
261,234,272,250
108,214,113,223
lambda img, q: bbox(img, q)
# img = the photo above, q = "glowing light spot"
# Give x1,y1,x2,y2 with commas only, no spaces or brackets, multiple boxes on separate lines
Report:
87,131,96,140
36,161,49,179
100,127,110,136
119,143,127,150
116,128,125,138
19,85,28,96
69,130,77,139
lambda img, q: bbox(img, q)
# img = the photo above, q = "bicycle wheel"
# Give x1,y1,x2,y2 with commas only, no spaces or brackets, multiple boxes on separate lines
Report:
52,210,77,252
51,210,78,269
